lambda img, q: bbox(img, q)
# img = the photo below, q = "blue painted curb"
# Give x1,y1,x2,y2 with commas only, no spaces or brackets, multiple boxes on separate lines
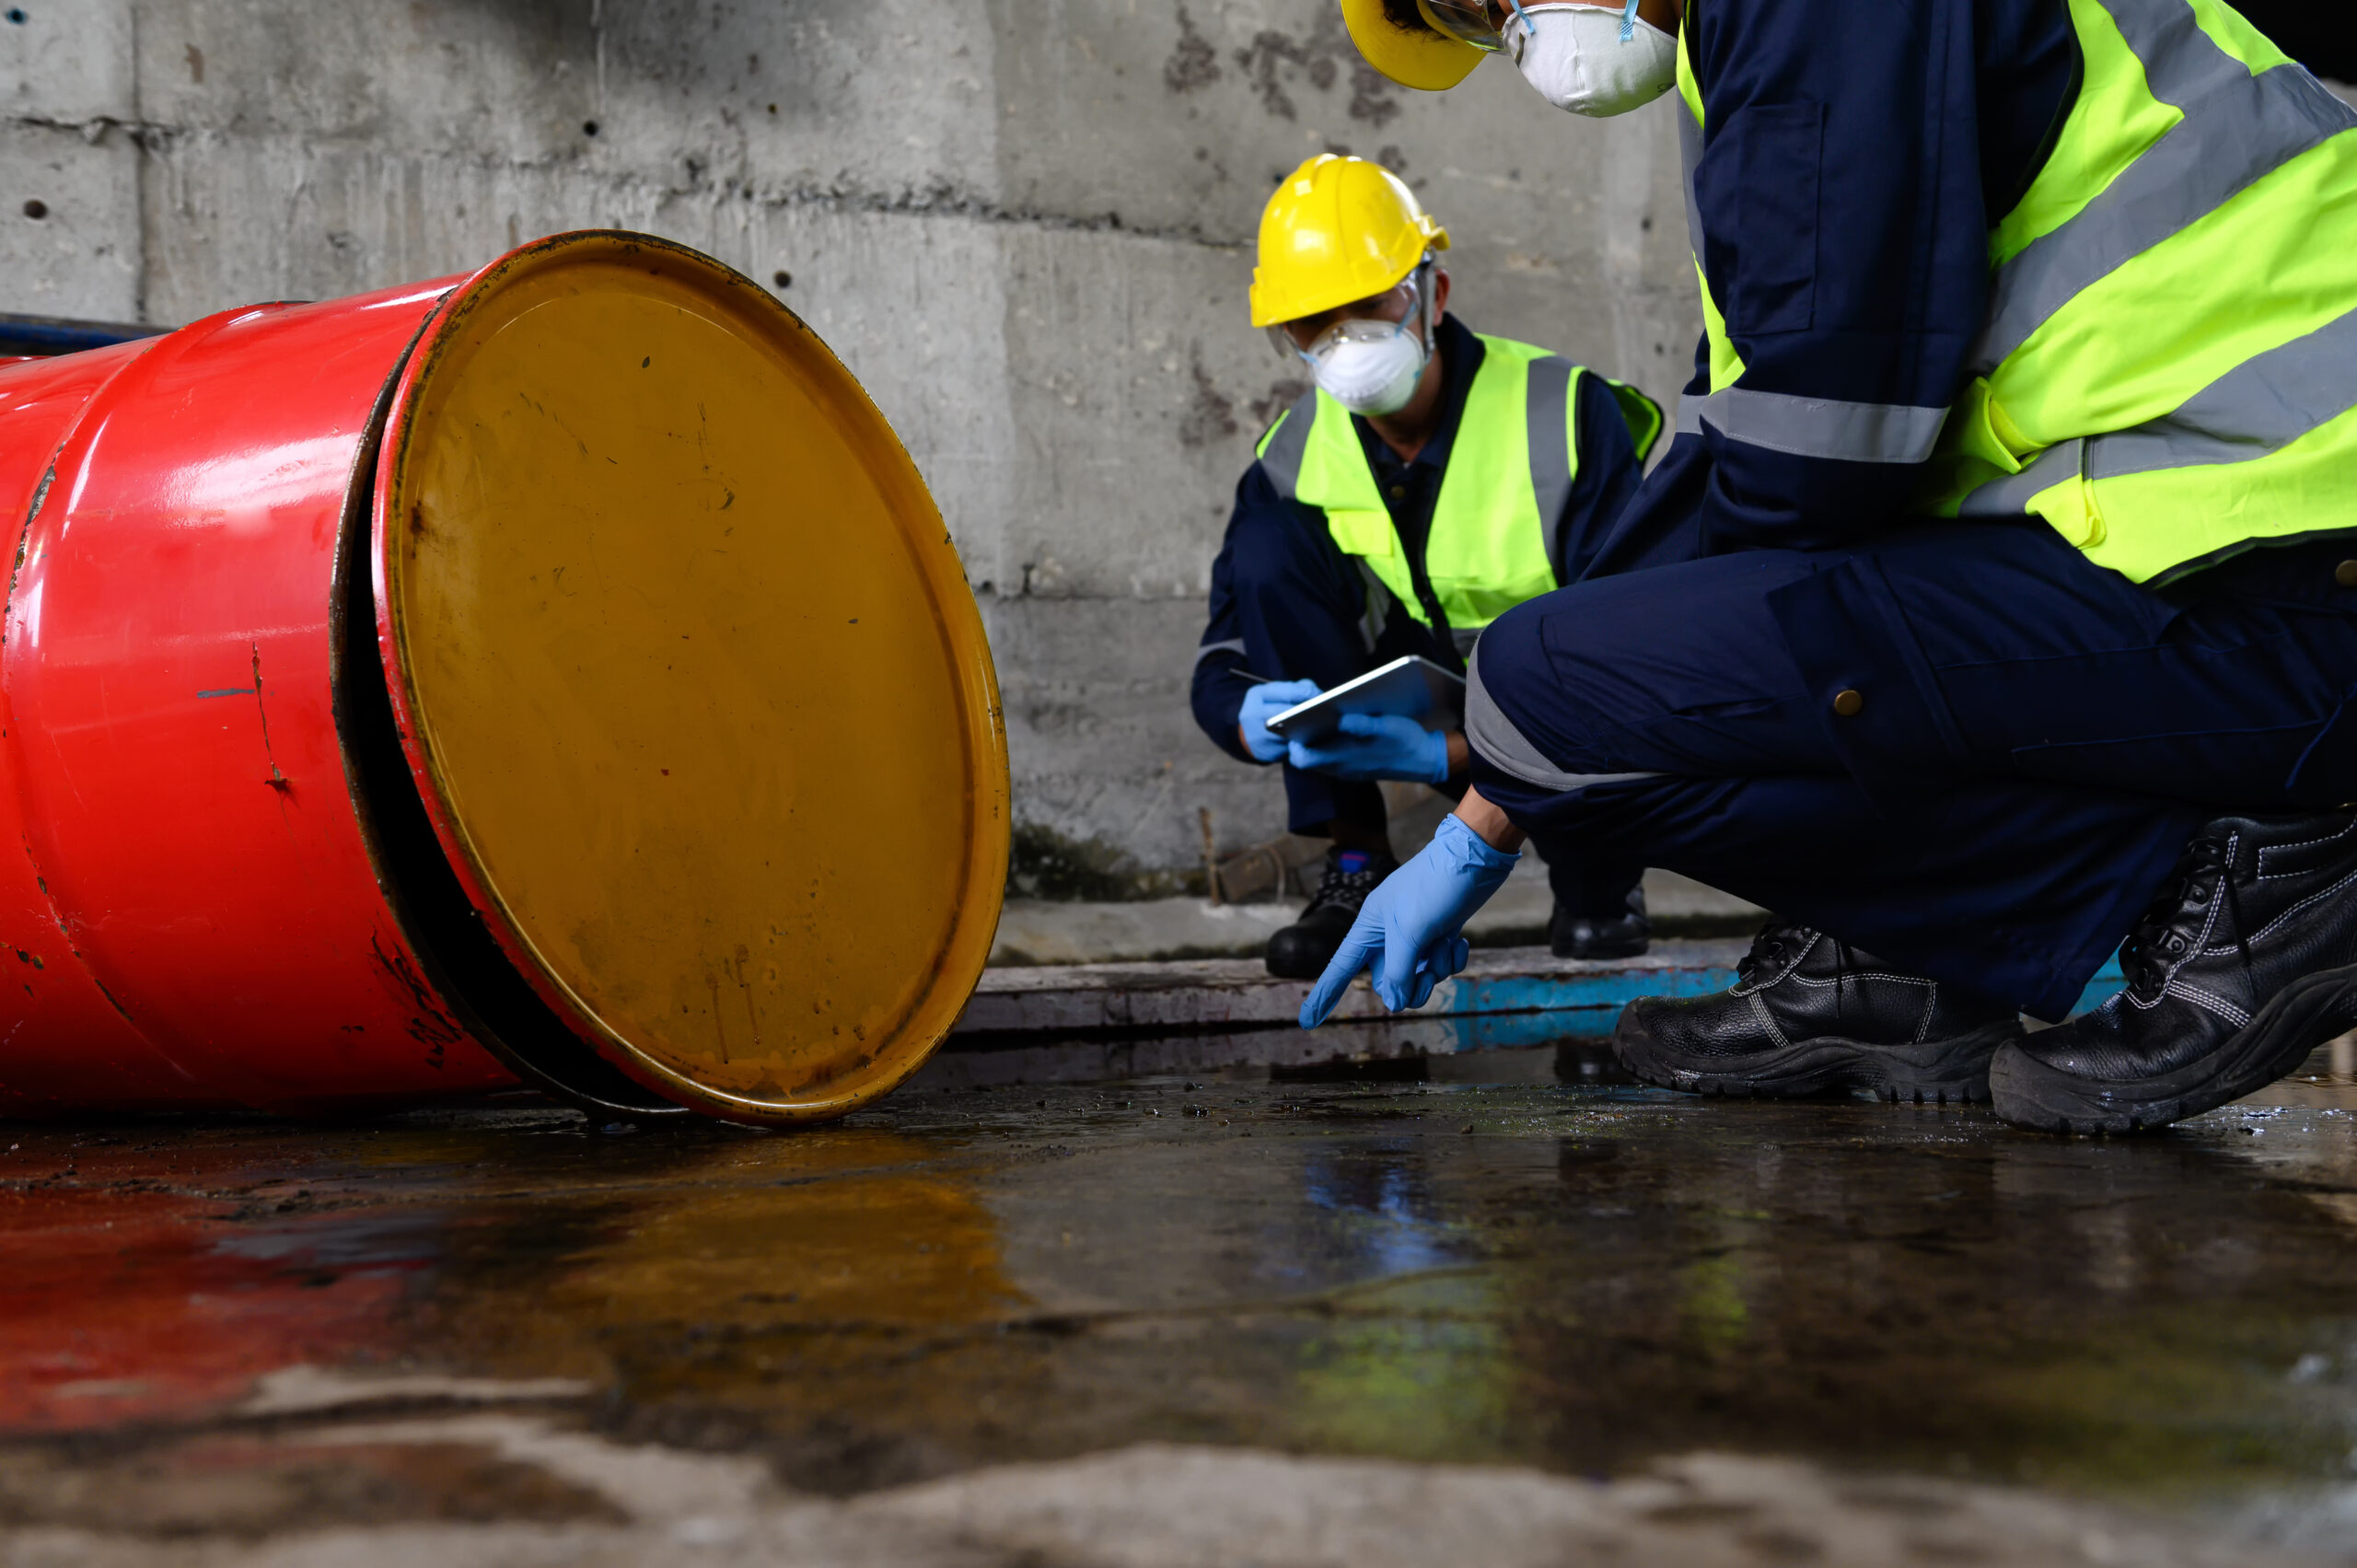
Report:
1430,953,2127,1051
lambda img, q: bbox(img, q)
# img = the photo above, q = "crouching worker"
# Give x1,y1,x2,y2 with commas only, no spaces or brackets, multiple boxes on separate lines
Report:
1193,155,1663,979
1304,0,2357,1136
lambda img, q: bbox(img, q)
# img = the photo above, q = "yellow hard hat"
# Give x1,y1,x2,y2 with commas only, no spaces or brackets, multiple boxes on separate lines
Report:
1339,0,1486,92
1249,155,1452,329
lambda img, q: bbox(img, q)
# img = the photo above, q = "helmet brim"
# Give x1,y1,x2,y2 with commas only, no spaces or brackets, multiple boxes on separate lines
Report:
1339,0,1485,91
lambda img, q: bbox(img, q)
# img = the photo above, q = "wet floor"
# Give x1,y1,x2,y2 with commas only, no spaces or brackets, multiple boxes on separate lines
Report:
6,1032,2357,1558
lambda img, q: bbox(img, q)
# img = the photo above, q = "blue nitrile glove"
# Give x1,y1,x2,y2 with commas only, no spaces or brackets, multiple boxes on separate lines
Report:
1299,815,1520,1027
1287,713,1452,784
1238,679,1320,763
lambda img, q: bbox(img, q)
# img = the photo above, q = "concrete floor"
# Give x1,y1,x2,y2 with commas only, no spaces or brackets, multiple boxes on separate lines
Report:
990,867,1765,966
3,1039,2357,1564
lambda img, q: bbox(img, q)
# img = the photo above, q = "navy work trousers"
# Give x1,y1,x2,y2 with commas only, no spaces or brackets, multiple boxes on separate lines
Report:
1215,493,1643,918
1469,516,2357,1020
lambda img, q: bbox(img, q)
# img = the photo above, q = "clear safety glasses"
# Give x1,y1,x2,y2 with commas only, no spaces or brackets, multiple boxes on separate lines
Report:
1418,0,1645,50
1415,0,1527,52
1265,261,1434,363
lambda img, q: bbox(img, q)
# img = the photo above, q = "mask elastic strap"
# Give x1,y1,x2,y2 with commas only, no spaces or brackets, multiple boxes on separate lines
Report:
1504,0,1535,38
1620,0,1639,40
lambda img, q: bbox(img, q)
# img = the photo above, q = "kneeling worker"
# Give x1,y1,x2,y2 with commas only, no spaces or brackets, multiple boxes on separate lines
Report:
1193,155,1663,978
1306,0,2357,1135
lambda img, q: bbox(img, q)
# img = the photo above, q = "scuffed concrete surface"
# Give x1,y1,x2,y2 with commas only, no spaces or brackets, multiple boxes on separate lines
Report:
989,867,1763,965
0,1,1701,873
0,1433,2317,1566
992,894,1303,967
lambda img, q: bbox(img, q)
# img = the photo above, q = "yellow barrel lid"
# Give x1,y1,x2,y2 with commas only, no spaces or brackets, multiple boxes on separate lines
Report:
372,232,1008,1123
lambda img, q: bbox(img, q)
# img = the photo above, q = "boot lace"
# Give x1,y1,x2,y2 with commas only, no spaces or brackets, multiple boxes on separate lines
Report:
1304,854,1388,918
1739,920,1873,1023
1737,921,1815,985
2118,829,2247,1002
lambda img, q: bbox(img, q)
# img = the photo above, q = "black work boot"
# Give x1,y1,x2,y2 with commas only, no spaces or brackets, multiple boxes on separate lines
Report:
1991,812,2357,1135
1550,883,1651,960
1613,921,2021,1103
1267,845,1399,980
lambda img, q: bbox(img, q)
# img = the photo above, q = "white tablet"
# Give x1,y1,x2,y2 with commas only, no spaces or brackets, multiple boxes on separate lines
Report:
1264,655,1466,745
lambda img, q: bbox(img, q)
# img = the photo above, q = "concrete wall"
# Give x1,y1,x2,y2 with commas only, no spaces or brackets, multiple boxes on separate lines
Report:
0,0,1696,885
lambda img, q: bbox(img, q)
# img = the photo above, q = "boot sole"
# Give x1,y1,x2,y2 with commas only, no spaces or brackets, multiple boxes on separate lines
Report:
1990,962,2357,1136
1612,1010,2015,1105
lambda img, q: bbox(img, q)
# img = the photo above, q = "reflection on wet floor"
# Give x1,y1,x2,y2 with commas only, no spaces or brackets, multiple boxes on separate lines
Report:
3,1036,2357,1547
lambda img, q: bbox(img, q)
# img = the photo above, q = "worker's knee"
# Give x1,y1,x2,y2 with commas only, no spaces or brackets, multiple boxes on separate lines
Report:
1473,573,1731,774
1470,590,1618,773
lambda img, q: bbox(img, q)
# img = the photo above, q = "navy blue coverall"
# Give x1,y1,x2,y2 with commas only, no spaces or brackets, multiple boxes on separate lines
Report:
1192,313,1650,914
1466,0,2357,1020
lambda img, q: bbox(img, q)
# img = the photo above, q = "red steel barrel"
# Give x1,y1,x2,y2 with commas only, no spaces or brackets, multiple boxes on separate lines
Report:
0,232,1009,1123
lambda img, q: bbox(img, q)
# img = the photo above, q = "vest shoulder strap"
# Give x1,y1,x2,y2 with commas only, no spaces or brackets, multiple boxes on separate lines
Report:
1469,332,1552,368
1508,352,1579,535
1255,389,1319,500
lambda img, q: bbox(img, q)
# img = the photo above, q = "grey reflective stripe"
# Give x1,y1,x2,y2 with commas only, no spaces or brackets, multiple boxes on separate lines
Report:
1259,392,1317,499
1525,355,1575,528
1192,637,1247,670
1675,396,1703,437
1353,561,1390,654
1962,301,2357,515
1678,110,1707,263
1957,438,2084,517
1690,387,1951,464
1465,650,1664,795
2088,301,2357,477
1971,3,2357,375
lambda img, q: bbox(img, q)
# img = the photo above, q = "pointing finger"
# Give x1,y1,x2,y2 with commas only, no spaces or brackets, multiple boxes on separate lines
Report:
1300,917,1380,1028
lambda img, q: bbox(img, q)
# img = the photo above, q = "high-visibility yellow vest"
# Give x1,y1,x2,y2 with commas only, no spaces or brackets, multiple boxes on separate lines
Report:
1256,333,1663,632
1674,1,2357,585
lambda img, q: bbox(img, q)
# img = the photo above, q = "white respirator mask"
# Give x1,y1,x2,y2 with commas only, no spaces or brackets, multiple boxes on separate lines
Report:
1506,1,1678,118
1275,261,1434,418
